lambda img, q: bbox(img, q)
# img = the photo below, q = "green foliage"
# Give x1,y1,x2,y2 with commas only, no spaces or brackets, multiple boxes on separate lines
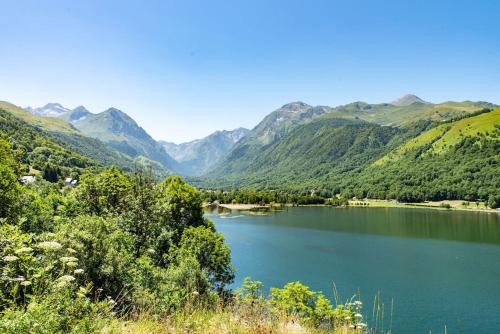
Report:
175,226,234,291
0,287,110,334
488,195,500,209
269,281,360,330
157,176,206,242
0,138,21,221
76,167,132,215
57,216,135,300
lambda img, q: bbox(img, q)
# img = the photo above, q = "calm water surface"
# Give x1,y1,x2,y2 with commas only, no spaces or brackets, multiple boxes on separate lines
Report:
206,207,500,334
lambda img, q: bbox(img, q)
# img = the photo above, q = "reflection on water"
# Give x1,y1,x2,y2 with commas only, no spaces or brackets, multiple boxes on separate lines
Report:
210,206,500,245
209,207,500,334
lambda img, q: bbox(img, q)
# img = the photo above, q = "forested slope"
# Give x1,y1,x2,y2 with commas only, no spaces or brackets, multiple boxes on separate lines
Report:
201,109,500,202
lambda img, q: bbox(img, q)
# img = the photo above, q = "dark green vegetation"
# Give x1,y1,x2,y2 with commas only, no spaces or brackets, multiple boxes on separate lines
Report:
202,104,500,205
201,188,333,205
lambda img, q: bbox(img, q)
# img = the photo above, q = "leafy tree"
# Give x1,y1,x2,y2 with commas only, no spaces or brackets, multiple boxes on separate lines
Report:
175,226,234,292
488,195,500,209
156,176,207,243
57,215,135,300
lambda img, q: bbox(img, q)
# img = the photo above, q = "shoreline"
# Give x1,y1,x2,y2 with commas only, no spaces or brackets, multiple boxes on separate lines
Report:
205,200,499,214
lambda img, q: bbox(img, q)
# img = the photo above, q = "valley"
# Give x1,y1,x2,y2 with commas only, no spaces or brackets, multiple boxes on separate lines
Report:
4,94,498,207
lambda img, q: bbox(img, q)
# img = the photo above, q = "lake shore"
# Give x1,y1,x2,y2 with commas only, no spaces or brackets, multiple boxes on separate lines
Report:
205,200,499,214
212,203,271,210
349,199,499,214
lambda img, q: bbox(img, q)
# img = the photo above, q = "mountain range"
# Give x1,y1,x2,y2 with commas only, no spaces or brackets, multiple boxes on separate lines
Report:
6,94,498,201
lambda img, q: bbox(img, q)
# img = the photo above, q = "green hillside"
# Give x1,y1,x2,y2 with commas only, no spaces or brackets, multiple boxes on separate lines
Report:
0,108,99,179
208,98,495,176
0,102,170,179
0,101,78,134
376,108,500,164
201,109,499,202
325,100,496,126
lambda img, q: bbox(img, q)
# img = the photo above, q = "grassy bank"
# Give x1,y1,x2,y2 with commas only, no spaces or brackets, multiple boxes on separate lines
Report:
207,199,498,214
348,199,498,213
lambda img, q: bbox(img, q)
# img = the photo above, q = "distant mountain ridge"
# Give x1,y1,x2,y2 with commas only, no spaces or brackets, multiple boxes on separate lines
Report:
160,127,250,176
391,94,429,106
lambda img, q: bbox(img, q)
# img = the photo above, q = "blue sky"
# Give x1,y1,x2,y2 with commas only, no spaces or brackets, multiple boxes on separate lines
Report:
1,0,499,142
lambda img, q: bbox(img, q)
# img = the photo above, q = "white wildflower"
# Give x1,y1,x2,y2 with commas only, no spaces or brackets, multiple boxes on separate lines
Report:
3,255,19,262
20,280,31,286
354,313,362,318
60,256,78,263
37,241,62,251
56,275,76,287
57,275,75,282
15,247,33,254
74,269,84,275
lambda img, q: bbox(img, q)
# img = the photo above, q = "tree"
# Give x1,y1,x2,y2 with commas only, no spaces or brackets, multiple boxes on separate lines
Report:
488,195,500,209
175,226,234,292
156,176,207,243
76,167,132,215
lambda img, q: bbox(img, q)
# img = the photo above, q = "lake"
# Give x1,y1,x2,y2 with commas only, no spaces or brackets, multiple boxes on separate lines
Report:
206,207,500,334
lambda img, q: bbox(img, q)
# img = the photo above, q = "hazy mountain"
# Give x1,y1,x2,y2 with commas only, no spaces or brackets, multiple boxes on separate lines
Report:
206,102,333,175
59,106,92,122
26,103,71,117
25,103,178,172
160,127,250,176
391,94,429,106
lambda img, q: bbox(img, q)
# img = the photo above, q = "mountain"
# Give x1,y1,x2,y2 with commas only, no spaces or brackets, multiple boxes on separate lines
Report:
72,107,179,170
25,104,179,172
160,127,250,176
201,101,499,202
202,109,499,201
2,101,170,178
206,98,495,176
208,102,333,175
391,94,429,106
59,106,92,122
26,102,71,117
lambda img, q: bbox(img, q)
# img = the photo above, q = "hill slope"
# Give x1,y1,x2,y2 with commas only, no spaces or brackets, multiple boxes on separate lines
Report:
1,101,170,177
202,109,499,201
208,98,495,176
25,103,179,172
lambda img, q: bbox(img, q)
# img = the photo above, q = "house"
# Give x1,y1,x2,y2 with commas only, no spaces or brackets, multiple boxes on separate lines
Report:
64,177,78,186
19,175,36,184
